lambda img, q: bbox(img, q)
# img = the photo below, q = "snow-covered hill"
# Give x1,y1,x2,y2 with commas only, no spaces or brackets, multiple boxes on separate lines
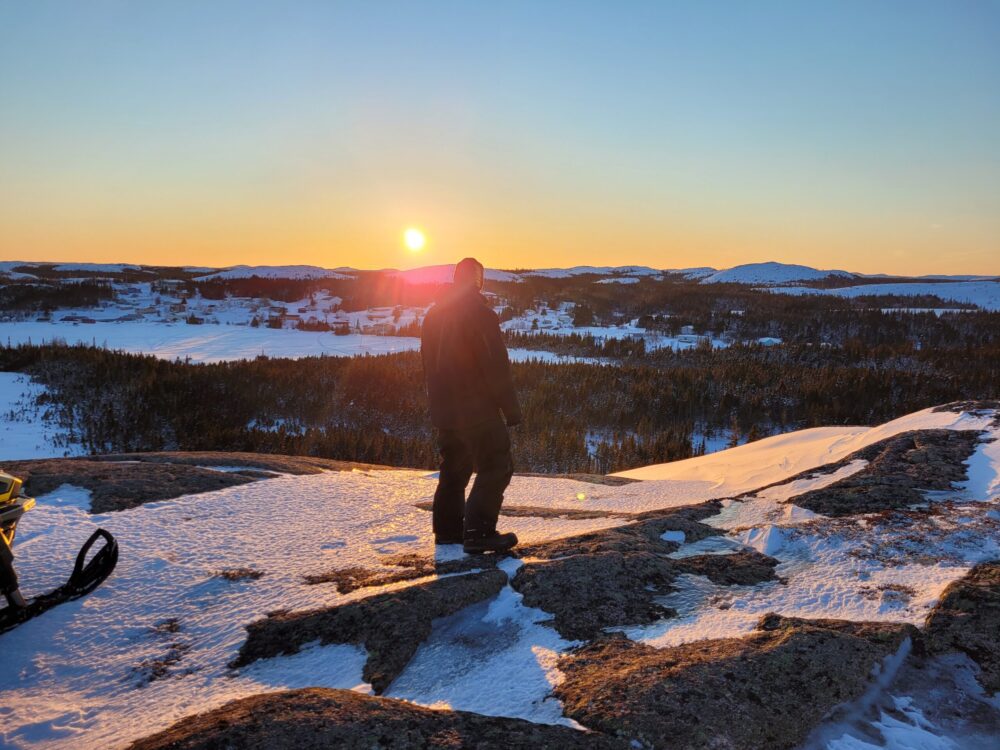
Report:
699,261,855,285
194,265,356,281
1,403,998,748
767,279,1000,311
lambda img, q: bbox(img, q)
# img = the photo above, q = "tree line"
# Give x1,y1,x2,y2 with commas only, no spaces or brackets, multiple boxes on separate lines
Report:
1,338,997,473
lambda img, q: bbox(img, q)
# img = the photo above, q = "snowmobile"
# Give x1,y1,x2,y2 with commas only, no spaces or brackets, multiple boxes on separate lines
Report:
0,470,118,635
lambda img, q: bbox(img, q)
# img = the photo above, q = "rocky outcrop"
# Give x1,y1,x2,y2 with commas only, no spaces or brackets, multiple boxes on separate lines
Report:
4,451,388,512
674,550,782,586
513,549,679,640
4,457,257,512
923,560,1000,694
232,570,508,694
128,687,627,750
790,429,982,516
555,614,915,750
510,506,778,640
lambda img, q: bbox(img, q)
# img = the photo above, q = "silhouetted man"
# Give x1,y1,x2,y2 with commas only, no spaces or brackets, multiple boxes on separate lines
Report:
421,257,521,554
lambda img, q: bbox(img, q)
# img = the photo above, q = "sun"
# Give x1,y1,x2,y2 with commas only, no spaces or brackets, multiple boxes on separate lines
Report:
403,227,426,252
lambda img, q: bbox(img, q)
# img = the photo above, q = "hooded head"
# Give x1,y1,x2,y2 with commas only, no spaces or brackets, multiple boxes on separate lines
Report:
453,257,485,292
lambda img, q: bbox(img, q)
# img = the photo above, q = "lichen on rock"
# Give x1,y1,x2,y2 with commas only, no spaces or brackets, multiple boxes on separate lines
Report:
555,614,915,750
923,560,1000,695
128,687,627,750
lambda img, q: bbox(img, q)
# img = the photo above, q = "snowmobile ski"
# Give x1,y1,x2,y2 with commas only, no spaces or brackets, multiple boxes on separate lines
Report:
1,471,119,635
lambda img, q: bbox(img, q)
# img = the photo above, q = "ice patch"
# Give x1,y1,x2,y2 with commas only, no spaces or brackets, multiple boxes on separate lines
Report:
661,530,686,544
668,535,746,559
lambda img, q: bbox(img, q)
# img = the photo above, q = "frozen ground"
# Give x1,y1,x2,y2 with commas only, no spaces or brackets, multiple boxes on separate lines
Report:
0,321,594,366
0,404,997,749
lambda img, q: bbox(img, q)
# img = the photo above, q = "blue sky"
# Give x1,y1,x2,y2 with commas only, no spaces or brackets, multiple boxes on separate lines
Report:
1,1,997,273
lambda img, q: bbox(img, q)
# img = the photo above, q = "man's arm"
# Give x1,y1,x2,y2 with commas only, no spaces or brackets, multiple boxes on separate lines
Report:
474,307,522,426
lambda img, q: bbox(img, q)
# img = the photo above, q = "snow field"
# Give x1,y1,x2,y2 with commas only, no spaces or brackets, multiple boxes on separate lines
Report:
0,469,622,749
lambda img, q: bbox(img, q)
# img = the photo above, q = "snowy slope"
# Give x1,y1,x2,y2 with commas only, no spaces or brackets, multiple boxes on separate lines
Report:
700,261,855,285
1,404,998,749
612,406,990,489
767,280,1000,311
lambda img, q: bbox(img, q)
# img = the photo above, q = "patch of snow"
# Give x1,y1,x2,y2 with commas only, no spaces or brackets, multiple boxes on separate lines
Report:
734,525,788,556
667,535,747,559
387,583,580,727
961,435,1000,501
33,485,92,512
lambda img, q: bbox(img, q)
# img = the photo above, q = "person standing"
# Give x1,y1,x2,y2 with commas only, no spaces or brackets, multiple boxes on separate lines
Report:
420,257,521,554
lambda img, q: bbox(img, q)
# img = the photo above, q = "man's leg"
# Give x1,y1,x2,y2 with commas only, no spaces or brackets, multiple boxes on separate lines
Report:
464,417,514,539
433,429,473,542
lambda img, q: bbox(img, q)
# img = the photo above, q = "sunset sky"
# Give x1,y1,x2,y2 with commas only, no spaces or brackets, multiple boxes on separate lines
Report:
1,1,998,275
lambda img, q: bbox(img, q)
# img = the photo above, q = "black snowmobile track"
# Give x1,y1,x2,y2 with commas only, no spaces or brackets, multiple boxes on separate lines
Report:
0,528,119,635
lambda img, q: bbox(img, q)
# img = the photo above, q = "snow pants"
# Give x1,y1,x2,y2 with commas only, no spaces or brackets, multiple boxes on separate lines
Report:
432,415,514,540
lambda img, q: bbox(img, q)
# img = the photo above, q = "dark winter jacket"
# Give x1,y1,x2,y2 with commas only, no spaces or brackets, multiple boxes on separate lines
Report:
421,284,522,430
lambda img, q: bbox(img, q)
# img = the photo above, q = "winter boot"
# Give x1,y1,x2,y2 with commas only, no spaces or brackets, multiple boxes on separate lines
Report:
463,531,518,554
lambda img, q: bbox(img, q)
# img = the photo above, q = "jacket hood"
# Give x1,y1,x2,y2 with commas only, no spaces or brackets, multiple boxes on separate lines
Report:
433,283,486,308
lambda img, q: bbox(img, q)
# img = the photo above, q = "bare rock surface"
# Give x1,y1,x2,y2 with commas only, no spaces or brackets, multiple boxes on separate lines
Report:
510,505,778,640
555,614,915,750
674,550,782,586
923,560,1000,694
232,570,508,694
128,687,627,750
4,457,257,512
4,451,388,512
789,429,982,516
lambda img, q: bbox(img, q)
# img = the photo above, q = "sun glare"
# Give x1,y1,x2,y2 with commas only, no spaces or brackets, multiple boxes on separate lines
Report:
404,227,426,252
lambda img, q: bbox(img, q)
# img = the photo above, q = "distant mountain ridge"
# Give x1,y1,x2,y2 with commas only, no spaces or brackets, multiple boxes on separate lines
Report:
2,259,996,288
